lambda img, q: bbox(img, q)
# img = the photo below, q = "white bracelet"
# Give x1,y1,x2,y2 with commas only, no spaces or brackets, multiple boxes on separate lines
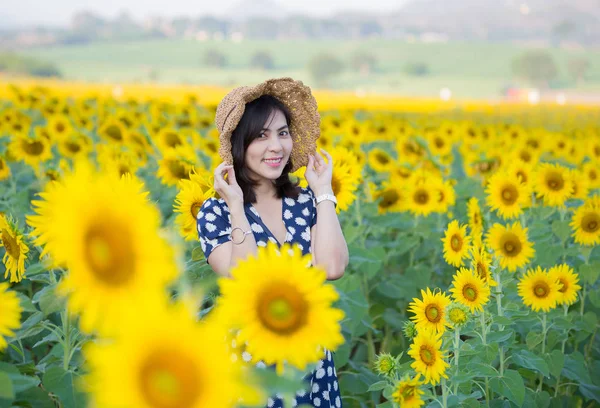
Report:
316,194,337,208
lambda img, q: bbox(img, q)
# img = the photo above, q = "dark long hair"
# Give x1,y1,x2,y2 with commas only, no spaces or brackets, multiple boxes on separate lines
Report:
231,95,300,204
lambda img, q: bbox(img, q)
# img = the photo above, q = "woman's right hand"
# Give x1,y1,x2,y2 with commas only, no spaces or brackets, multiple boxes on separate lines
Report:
213,162,244,209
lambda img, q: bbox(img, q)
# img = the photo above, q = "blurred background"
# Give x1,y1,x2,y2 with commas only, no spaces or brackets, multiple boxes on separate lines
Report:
1,0,599,102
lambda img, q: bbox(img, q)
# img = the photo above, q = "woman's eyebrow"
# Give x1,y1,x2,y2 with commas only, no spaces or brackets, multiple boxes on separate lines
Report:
261,125,289,131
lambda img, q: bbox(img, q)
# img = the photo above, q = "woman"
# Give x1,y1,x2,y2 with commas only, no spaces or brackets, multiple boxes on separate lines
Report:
197,78,348,407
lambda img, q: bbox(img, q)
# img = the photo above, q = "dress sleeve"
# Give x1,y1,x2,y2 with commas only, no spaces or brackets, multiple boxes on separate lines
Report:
196,198,232,262
306,187,318,228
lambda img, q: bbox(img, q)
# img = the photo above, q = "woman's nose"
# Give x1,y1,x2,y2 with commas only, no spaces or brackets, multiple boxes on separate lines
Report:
267,135,283,151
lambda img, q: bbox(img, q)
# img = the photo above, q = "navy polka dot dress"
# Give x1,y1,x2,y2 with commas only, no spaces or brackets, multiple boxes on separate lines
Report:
197,187,343,408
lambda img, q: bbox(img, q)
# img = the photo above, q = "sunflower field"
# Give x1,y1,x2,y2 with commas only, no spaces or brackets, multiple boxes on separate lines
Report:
0,80,599,408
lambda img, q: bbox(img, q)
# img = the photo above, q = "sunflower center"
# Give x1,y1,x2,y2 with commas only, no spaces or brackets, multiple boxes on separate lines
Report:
84,222,135,286
376,152,390,165
516,171,528,183
1,228,20,260
419,346,435,365
22,140,45,156
190,202,203,218
450,234,462,251
400,385,416,399
139,349,200,408
476,263,487,282
206,142,217,153
164,132,182,148
104,125,123,141
414,190,429,205
546,172,564,191
501,185,518,204
558,278,568,293
449,307,467,325
65,141,81,153
424,304,441,323
582,213,599,233
590,170,597,180
520,151,532,162
462,284,478,301
257,282,308,335
167,160,190,181
502,234,522,257
534,281,550,298
380,189,400,208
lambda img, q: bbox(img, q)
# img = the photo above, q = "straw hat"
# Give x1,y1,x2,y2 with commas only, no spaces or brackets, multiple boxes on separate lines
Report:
214,77,320,172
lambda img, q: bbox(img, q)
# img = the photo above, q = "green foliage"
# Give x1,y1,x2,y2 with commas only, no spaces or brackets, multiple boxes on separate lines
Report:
202,48,227,68
0,53,61,78
511,49,559,87
403,61,430,77
307,53,344,86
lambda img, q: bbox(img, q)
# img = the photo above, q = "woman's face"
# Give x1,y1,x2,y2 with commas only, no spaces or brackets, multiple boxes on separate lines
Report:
244,109,293,183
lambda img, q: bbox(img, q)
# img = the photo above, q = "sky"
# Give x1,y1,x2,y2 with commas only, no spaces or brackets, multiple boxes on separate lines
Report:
1,0,408,27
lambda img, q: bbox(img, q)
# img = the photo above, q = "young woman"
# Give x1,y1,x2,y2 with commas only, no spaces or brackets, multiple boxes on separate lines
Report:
197,79,348,407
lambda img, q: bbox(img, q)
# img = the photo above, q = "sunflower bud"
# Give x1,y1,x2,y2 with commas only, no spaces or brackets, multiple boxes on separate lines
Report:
374,352,397,377
446,302,470,328
403,320,418,339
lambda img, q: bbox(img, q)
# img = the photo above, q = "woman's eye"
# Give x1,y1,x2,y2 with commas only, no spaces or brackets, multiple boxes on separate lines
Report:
280,131,289,137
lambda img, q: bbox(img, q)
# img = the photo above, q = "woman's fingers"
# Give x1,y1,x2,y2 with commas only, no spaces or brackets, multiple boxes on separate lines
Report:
227,166,238,186
320,148,333,167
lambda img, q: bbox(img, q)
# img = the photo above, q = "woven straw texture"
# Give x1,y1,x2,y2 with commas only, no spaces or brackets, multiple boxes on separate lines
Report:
215,77,320,172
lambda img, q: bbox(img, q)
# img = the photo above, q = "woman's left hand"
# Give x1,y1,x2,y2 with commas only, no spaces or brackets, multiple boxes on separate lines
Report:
305,148,334,196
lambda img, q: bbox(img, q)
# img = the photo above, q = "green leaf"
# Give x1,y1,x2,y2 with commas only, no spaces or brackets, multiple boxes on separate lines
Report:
376,401,393,408
349,246,385,280
487,330,514,344
191,246,205,261
15,292,37,313
525,331,543,350
551,220,571,243
12,386,55,408
34,284,66,316
579,263,600,286
0,372,14,400
42,367,86,408
562,352,592,384
368,380,388,391
466,362,499,378
547,350,565,379
489,369,525,407
512,350,550,377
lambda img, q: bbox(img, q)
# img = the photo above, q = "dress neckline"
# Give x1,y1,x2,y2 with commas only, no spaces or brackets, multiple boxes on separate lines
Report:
246,198,287,246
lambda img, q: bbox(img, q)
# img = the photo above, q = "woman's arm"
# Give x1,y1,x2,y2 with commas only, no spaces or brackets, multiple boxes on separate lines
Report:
206,163,258,278
305,149,349,280
208,204,258,278
311,195,349,280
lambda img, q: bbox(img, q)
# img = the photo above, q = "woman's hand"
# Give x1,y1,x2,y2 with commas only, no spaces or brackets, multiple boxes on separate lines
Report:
213,162,244,210
305,148,334,196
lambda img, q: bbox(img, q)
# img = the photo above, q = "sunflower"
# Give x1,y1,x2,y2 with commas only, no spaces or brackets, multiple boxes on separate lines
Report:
485,171,528,219
368,147,395,173
97,144,141,178
449,267,490,313
374,352,397,377
8,134,53,168
0,156,10,181
581,162,600,190
217,243,344,374
373,179,406,214
26,164,179,335
289,166,309,188
330,163,359,213
391,375,425,408
469,245,497,287
0,215,29,283
407,329,449,385
174,170,214,241
46,114,73,141
570,203,600,246
156,127,188,153
534,163,574,207
405,181,439,217
442,220,471,267
547,264,581,306
57,133,92,159
0,283,22,351
517,266,562,312
569,169,590,201
486,222,535,273
408,288,451,334
467,197,484,247
157,147,198,187
331,145,363,182
433,179,456,214
507,160,535,187
85,300,251,408
98,118,129,144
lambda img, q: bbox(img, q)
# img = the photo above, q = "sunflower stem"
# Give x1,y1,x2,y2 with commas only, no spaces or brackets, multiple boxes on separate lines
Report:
441,377,448,408
453,328,460,394
537,313,547,392
479,311,487,345
62,309,71,371
580,283,586,317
